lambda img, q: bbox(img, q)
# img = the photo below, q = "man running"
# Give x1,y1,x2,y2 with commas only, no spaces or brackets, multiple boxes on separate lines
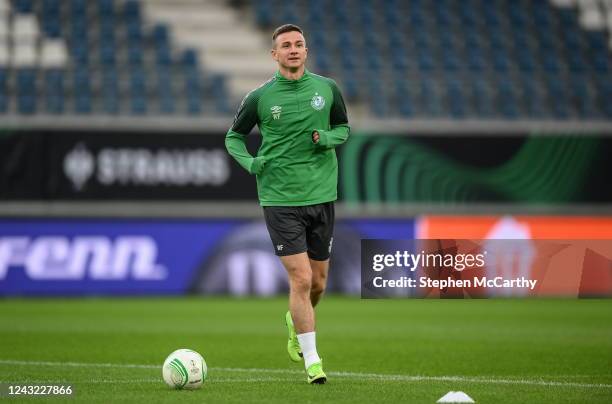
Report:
225,23,349,384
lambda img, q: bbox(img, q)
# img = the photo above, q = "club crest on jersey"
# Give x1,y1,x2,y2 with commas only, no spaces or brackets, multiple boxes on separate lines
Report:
311,93,325,111
271,105,282,120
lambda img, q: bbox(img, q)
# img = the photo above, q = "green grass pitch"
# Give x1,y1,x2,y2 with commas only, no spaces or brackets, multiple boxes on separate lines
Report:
0,297,611,403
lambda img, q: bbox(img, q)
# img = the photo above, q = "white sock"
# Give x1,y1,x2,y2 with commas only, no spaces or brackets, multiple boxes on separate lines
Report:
297,331,321,369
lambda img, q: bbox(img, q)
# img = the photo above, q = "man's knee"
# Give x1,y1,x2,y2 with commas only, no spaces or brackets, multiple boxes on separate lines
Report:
289,270,312,294
311,272,328,295
311,280,326,296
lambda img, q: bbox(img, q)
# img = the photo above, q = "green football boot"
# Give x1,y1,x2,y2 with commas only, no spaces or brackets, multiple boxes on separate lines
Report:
285,312,303,362
306,360,327,384
285,311,303,362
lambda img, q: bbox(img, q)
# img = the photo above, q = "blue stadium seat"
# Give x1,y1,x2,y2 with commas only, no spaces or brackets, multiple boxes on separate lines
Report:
42,0,62,37
42,0,60,15
394,80,413,117
45,94,64,114
184,70,200,97
366,52,381,71
342,77,359,101
102,92,120,114
124,0,141,20
17,95,36,114
157,67,174,112
280,5,299,23
130,96,147,115
186,95,202,115
0,69,8,112
42,20,62,38
533,3,552,26
446,79,466,118
519,76,544,118
417,51,434,71
508,5,527,27
443,52,461,72
71,19,88,41
547,79,569,119
99,44,117,66
126,25,143,45
496,79,518,118
567,53,585,73
570,80,593,118
101,70,119,115
71,0,87,13
156,45,172,66
130,69,147,97
370,95,389,117
152,24,170,45
181,49,198,68
467,49,485,72
459,6,477,25
592,53,609,73
341,53,357,72
17,69,37,95
254,3,273,26
71,42,89,65
0,69,7,91
492,51,510,72
418,79,439,116
128,45,143,66
14,0,34,13
212,83,231,113
44,69,64,93
73,68,90,95
98,0,115,16
392,53,408,71
0,94,7,113
463,31,481,50
542,52,560,73
160,95,175,114
517,51,535,72
314,56,330,73
596,80,612,118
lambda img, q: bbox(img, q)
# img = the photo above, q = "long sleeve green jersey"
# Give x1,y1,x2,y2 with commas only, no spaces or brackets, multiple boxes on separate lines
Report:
225,69,350,206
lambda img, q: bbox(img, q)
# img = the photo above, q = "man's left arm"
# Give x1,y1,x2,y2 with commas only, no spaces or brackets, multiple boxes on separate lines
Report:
313,80,350,149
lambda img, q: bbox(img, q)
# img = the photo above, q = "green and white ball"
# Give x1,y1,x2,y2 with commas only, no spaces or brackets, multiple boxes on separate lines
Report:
162,349,207,390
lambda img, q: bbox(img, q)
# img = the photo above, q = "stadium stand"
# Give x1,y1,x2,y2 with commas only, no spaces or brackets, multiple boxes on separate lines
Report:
0,0,610,119
250,0,612,119
0,0,232,115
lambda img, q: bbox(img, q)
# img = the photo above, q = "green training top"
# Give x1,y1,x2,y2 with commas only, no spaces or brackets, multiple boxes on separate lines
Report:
225,69,350,206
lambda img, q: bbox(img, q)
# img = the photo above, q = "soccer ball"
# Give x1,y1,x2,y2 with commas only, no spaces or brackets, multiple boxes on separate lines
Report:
162,349,207,390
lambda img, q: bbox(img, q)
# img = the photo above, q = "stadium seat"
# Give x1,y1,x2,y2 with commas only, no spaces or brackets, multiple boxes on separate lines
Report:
14,0,34,13
0,0,608,119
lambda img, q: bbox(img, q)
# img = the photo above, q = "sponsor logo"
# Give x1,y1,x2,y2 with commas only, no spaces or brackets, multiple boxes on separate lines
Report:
276,244,284,251
271,105,282,120
63,144,230,190
0,236,166,280
63,143,95,191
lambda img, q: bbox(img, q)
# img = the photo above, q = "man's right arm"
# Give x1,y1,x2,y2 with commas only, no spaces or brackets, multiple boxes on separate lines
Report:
225,91,266,175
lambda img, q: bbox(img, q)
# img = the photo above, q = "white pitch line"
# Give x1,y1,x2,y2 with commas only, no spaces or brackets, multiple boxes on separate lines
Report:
0,378,297,384
0,359,157,369
0,359,610,389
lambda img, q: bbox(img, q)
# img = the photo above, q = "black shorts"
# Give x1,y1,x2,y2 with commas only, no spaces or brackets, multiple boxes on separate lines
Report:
263,202,335,260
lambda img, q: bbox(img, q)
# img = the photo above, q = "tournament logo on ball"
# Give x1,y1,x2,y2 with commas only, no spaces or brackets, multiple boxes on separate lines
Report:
311,93,325,110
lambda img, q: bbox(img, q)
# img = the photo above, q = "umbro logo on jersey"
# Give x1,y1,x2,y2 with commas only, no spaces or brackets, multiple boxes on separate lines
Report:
271,105,282,120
